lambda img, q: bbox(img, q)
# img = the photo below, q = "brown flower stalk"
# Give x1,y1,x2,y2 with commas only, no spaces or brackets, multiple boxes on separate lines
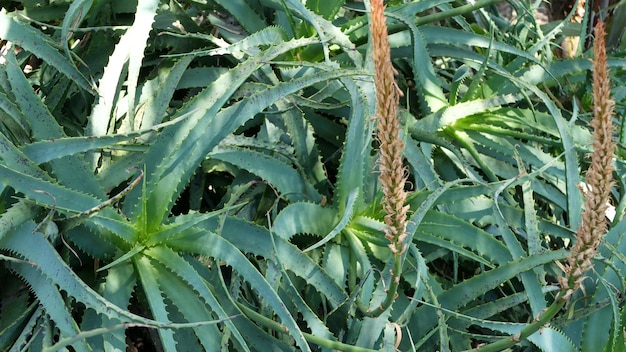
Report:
371,0,409,256
367,0,409,317
558,20,616,301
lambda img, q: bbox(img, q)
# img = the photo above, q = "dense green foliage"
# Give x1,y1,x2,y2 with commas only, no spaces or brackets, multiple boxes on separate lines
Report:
1,0,626,351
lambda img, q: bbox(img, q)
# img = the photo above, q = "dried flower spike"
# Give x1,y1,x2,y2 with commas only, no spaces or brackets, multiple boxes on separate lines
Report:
371,0,409,256
558,20,616,301
366,0,410,318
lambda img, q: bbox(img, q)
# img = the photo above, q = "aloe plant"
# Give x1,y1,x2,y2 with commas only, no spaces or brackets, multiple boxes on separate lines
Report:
0,1,363,350
2,0,626,351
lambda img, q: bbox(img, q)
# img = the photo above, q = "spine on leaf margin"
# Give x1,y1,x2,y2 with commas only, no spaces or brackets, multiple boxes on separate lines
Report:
367,0,410,318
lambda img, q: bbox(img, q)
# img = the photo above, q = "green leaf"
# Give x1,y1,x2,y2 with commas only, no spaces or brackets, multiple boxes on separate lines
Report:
144,246,249,351
3,49,104,196
191,216,348,307
272,202,337,240
212,0,266,33
88,0,160,137
210,145,321,203
138,55,362,230
166,228,311,351
334,78,374,213
128,36,318,228
418,211,512,265
134,256,177,350
0,165,133,244
409,249,568,340
8,263,93,352
385,11,447,113
0,11,94,92
60,0,92,66
303,187,358,252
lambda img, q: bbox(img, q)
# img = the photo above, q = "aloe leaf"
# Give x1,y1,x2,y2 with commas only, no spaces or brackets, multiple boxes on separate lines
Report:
146,204,242,245
3,50,104,196
171,26,288,59
322,242,351,290
438,94,523,129
193,258,294,350
144,246,249,351
385,11,447,114
344,228,376,306
416,233,495,266
304,187,358,252
281,0,361,65
416,26,542,65
21,106,200,165
4,307,45,352
494,209,547,316
0,223,190,328
212,0,266,33
149,259,221,351
272,202,337,240
305,0,344,20
88,0,159,137
355,313,391,349
0,303,38,352
0,132,52,181
135,56,194,128
125,0,159,130
210,145,321,203
0,89,28,138
268,237,336,344
205,216,348,307
382,322,398,351
97,244,145,272
60,0,92,64
458,286,559,324
466,62,583,230
334,78,374,212
404,137,442,190
176,67,229,89
597,277,623,352
492,172,547,316
395,244,429,323
133,256,177,350
409,249,568,340
520,154,548,311
166,228,310,350
63,224,120,260
277,100,328,190
516,81,582,230
0,164,110,215
140,60,362,229
101,262,137,352
129,36,317,226
419,211,512,265
0,11,93,92
0,165,134,243
20,134,140,165
8,263,93,352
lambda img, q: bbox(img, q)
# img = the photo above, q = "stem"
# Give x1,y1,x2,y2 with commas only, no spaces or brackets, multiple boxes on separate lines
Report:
366,251,403,317
471,297,566,352
411,0,504,28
